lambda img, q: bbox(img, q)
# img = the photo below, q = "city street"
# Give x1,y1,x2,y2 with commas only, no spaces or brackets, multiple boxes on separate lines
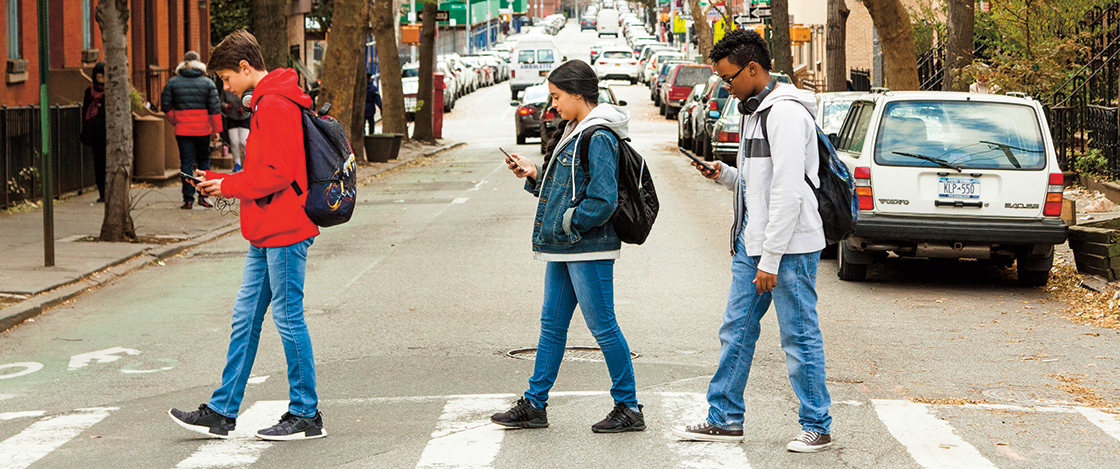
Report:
2,21,1120,469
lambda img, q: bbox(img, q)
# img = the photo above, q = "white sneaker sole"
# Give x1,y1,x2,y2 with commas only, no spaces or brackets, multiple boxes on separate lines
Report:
787,441,833,453
167,409,232,439
254,429,328,441
671,427,744,443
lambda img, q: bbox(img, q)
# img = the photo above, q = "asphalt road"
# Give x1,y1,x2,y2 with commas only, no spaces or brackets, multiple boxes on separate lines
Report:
1,21,1119,469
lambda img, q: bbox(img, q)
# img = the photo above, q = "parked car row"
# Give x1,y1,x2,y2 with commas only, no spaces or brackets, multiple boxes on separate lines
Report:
509,79,626,151
399,52,512,121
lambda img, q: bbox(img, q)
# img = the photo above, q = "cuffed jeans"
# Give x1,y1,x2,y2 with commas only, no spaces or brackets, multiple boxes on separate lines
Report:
705,239,832,434
178,135,211,202
525,260,638,408
209,237,318,419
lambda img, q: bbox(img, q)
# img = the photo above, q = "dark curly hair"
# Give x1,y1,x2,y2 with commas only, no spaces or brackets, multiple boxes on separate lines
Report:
709,29,771,71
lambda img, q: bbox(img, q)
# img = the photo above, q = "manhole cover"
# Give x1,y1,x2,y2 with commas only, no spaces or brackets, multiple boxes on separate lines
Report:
506,346,640,363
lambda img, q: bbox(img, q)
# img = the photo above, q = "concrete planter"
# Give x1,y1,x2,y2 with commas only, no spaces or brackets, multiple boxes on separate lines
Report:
1069,218,1120,280
364,134,403,163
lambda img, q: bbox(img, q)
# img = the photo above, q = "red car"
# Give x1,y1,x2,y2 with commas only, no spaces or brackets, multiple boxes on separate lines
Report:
658,64,713,120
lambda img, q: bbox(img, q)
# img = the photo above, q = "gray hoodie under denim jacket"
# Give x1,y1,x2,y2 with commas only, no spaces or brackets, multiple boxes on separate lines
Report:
524,104,630,261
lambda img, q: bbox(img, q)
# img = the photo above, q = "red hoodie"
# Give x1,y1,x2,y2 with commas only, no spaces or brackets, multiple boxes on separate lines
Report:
203,69,319,247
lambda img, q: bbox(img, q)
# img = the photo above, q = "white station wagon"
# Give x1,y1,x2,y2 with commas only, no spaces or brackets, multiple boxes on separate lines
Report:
830,90,1068,286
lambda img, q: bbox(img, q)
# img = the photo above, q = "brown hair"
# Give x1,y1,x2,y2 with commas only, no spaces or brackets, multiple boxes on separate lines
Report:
208,30,266,73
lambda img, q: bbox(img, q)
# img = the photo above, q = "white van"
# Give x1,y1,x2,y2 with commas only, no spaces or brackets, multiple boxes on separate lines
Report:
597,9,620,37
509,37,562,100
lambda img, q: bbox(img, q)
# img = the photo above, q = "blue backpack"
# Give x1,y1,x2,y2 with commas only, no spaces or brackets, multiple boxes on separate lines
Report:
760,109,857,244
257,96,357,227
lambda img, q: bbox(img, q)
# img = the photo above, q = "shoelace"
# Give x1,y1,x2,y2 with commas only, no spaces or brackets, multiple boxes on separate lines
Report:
196,404,213,415
606,406,632,425
685,422,709,432
509,398,534,420
794,431,821,444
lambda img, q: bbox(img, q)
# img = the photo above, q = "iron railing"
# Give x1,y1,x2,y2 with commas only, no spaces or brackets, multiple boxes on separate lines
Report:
1086,105,1120,177
1,105,92,208
132,68,174,109
850,68,871,91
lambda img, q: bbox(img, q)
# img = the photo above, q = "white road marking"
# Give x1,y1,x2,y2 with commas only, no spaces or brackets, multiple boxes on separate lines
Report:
0,407,116,469
67,347,141,370
175,400,288,469
1077,407,1120,443
872,399,998,469
0,411,45,421
658,392,753,469
0,362,43,380
326,390,606,406
452,197,470,204
414,395,509,469
961,402,1079,414
247,376,269,385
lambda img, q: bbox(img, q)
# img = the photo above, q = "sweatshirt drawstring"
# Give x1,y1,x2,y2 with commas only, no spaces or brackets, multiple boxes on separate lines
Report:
572,130,583,202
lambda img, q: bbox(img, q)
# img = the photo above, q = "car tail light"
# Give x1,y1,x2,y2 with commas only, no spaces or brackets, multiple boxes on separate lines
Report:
598,61,607,65
709,100,719,111
511,70,515,77
854,166,873,210
629,61,637,65
716,130,739,143
544,108,556,119
517,106,533,116
1043,173,1064,217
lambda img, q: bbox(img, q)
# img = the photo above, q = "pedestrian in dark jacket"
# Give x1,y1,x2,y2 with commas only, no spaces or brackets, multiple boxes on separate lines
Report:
80,62,107,202
161,50,223,209
365,76,381,134
219,88,250,172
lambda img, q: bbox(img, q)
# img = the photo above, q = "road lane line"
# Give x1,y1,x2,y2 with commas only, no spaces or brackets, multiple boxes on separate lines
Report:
658,392,753,469
872,399,997,469
175,400,288,469
0,407,116,469
452,197,469,204
1077,407,1120,443
414,395,509,469
0,411,44,420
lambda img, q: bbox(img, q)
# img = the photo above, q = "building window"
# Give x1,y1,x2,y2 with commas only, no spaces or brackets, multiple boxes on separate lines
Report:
7,0,20,59
82,0,92,50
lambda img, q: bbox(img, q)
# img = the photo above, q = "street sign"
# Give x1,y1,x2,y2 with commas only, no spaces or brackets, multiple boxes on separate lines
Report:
734,14,759,25
418,10,451,22
749,5,771,20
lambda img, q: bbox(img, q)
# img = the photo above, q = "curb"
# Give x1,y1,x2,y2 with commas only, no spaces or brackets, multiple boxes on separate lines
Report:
0,141,465,334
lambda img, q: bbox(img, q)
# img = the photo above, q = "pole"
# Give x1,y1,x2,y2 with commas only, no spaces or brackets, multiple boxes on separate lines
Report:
467,0,472,54
36,0,54,267
410,0,417,63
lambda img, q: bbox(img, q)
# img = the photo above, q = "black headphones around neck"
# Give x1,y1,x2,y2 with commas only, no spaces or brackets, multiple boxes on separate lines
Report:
738,78,778,115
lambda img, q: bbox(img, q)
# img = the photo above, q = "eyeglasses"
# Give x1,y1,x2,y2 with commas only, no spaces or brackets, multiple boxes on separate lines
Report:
721,63,750,88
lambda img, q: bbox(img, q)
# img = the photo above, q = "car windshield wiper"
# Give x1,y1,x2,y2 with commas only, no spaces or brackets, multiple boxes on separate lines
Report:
892,151,963,172
978,140,1043,169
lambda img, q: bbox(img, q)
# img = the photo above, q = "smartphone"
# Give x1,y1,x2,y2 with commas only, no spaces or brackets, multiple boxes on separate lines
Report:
179,171,203,184
679,147,715,173
499,146,520,169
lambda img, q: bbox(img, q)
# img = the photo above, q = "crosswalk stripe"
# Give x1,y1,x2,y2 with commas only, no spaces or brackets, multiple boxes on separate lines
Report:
0,407,116,469
0,411,44,421
658,392,753,469
1077,407,1120,444
414,395,509,469
175,400,288,469
872,399,997,469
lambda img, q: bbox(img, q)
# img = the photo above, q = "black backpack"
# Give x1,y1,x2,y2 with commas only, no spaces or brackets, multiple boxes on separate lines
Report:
575,125,659,245
760,109,857,244
256,96,357,227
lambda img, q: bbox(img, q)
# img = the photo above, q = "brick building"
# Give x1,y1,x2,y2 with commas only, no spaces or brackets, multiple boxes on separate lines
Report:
1,0,211,107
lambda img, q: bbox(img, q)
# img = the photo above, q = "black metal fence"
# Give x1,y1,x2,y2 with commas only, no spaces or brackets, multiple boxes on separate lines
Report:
1086,105,1120,177
850,68,871,91
1,105,93,208
916,45,944,91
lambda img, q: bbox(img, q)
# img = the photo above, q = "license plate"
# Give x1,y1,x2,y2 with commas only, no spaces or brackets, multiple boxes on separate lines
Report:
614,63,621,66
938,177,980,199
539,71,548,76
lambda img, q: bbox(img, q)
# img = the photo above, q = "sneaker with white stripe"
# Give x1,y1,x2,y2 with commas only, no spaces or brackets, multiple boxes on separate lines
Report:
786,430,833,452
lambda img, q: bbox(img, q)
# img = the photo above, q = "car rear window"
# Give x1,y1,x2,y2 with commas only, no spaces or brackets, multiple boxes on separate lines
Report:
402,68,419,78
602,51,632,59
874,101,1047,170
518,50,536,63
523,87,549,104
673,67,713,87
820,98,857,134
537,50,555,64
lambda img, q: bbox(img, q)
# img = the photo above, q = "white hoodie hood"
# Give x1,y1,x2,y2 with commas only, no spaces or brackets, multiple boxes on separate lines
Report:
715,83,826,274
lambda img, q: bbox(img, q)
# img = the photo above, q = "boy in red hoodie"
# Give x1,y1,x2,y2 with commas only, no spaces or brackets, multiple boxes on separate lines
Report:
168,30,325,441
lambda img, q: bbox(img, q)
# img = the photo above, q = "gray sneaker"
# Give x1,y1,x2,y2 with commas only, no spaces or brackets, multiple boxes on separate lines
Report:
671,422,744,442
255,411,327,441
787,430,832,452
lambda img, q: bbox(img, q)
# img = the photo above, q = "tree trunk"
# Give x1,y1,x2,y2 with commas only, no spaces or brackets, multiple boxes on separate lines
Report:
95,0,135,241
862,0,919,90
688,0,713,64
826,0,850,91
942,0,974,91
371,0,407,136
412,1,437,143
770,0,794,77
319,0,367,146
252,0,289,70
350,46,368,161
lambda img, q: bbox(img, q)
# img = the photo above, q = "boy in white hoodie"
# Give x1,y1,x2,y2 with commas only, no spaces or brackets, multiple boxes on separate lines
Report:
672,29,833,453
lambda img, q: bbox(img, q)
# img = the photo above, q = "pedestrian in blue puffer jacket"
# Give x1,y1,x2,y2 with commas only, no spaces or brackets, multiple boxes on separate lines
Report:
492,60,645,434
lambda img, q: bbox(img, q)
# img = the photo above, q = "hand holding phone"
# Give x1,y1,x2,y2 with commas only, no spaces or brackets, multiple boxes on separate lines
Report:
179,171,203,185
679,147,717,176
500,146,536,180
499,146,518,167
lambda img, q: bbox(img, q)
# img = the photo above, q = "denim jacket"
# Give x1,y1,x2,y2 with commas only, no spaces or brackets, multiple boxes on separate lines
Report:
525,126,622,258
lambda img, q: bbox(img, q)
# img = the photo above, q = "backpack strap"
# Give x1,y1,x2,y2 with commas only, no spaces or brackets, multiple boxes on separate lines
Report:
758,107,819,190
576,125,627,172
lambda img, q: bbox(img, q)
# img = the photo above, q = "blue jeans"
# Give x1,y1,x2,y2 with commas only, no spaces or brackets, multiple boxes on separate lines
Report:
525,260,638,408
705,240,831,434
178,135,211,202
209,237,318,419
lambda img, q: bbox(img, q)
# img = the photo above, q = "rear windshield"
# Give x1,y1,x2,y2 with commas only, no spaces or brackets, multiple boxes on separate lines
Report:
402,68,419,78
518,50,536,63
715,86,730,99
874,101,1046,171
602,51,632,59
673,67,713,87
523,87,549,104
820,98,857,134
537,50,555,64
724,98,741,119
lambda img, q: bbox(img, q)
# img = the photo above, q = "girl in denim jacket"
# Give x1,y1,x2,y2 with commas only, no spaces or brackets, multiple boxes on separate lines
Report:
491,61,645,433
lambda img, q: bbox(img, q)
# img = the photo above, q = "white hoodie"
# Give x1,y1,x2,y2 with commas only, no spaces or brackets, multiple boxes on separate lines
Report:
715,83,826,274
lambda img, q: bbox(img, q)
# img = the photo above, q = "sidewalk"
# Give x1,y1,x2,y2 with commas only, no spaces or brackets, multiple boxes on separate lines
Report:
0,140,462,331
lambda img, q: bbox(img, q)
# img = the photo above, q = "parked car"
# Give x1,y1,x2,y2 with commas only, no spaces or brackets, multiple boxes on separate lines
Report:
538,83,626,154
593,47,639,84
589,40,616,63
630,38,659,56
643,50,685,84
511,83,550,145
707,96,742,165
677,84,706,148
690,74,731,158
815,91,864,134
402,64,422,121
510,36,562,100
829,90,1067,285
659,64,713,119
580,14,597,30
597,9,620,36
650,60,690,103
435,61,457,111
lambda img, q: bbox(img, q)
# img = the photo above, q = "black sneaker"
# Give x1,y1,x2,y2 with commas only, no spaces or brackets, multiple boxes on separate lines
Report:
255,411,327,441
592,403,646,433
671,421,745,442
787,430,833,452
197,196,213,208
180,200,193,210
490,397,549,428
168,404,236,438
